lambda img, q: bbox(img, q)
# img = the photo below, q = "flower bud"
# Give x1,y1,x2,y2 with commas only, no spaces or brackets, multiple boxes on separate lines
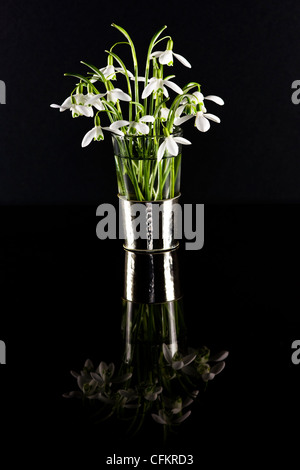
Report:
77,83,84,94
95,114,101,127
166,38,173,51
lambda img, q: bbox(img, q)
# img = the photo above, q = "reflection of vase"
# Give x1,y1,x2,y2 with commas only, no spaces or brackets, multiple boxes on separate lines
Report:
122,248,185,364
121,299,186,365
123,248,181,303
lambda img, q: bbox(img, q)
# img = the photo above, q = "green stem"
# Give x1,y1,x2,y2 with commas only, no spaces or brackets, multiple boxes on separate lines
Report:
111,23,139,115
143,25,167,115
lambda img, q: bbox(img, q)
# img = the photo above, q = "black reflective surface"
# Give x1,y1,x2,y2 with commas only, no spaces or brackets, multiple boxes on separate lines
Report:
0,205,299,466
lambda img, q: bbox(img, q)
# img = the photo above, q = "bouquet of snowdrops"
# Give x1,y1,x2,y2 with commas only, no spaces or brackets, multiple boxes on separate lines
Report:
51,24,224,200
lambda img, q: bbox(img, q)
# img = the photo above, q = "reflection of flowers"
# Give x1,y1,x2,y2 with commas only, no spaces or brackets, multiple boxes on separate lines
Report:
64,301,229,440
181,346,229,381
162,343,196,370
152,409,191,425
63,359,132,399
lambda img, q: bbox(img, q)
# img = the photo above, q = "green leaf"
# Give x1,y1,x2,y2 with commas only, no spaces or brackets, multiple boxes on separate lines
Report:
130,101,145,113
183,82,201,92
110,41,130,50
64,72,95,86
80,61,106,83
64,73,104,97
164,75,176,81
105,50,132,95
148,25,168,51
153,35,171,47
153,98,170,118
111,24,137,66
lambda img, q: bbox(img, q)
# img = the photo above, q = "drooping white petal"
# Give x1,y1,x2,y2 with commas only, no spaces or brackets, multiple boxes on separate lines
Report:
102,126,124,136
93,100,105,111
50,103,64,110
100,65,112,76
205,95,225,105
108,88,131,103
90,75,100,83
173,52,192,68
165,136,179,156
204,113,221,123
85,93,107,105
75,104,93,117
110,120,130,130
150,51,164,58
164,79,183,96
109,121,128,135
195,113,210,132
174,114,194,126
81,127,98,147
115,67,134,79
191,91,204,103
158,50,173,65
134,122,150,134
140,115,155,123
160,107,170,121
162,86,169,98
175,104,186,118
157,140,167,161
61,97,73,110
130,75,146,82
85,94,105,111
142,79,159,99
73,93,87,105
50,96,72,112
173,136,192,145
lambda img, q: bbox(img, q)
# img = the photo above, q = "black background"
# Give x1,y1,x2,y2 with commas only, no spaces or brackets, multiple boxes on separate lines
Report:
0,206,299,466
1,0,300,203
0,0,300,468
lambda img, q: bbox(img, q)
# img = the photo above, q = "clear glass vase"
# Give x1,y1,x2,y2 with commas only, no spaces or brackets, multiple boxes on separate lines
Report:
112,128,183,202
